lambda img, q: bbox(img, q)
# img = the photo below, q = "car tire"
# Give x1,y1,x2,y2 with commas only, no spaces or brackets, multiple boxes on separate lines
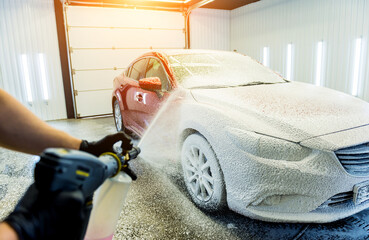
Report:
181,133,226,211
113,99,124,132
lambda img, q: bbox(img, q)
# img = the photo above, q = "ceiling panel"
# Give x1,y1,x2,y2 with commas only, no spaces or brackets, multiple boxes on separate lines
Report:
66,0,260,11
202,0,259,10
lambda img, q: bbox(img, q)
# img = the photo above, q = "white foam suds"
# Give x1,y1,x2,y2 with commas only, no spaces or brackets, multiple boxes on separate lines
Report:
133,50,369,223
137,89,187,167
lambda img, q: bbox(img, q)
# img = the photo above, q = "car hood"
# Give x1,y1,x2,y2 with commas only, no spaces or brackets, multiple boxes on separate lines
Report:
190,81,369,143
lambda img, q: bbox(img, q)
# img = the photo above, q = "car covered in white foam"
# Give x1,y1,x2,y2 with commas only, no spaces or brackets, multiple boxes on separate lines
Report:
112,49,369,223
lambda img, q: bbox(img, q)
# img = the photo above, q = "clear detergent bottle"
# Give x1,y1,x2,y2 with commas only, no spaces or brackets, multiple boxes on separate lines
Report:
84,171,132,240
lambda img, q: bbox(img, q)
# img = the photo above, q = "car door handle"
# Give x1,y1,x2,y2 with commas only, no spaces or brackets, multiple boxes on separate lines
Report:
137,94,143,102
134,92,146,104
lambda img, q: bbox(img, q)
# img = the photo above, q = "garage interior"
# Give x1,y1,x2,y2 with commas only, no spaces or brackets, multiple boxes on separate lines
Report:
1,0,369,239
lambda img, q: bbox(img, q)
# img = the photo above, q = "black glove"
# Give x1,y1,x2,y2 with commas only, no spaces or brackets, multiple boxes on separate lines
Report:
4,184,91,240
79,132,133,156
122,162,137,181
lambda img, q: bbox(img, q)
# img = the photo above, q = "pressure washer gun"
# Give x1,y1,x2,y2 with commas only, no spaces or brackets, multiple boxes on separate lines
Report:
34,146,141,240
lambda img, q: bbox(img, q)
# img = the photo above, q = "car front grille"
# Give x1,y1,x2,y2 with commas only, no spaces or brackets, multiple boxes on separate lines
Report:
324,191,353,207
335,143,369,176
318,191,353,209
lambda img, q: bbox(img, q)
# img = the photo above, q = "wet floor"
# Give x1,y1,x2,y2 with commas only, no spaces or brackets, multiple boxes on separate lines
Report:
1,117,369,239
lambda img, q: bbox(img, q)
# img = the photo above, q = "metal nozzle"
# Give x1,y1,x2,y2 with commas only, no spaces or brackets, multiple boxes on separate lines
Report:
124,147,141,161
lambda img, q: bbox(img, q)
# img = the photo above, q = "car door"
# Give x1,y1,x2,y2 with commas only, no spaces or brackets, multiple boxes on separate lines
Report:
134,57,171,132
119,58,148,134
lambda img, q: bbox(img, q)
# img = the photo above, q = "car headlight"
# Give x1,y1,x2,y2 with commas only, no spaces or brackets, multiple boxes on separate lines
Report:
226,127,312,161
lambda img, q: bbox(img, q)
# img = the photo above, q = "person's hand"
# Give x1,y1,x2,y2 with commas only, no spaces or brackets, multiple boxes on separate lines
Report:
4,184,91,240
79,132,133,156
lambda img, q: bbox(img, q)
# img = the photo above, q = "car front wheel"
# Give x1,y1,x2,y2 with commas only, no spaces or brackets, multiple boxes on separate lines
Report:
181,133,226,211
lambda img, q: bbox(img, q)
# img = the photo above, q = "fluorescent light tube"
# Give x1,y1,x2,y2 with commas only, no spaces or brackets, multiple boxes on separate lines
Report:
352,38,362,96
315,41,323,86
286,43,293,80
38,53,49,101
263,47,269,67
21,54,33,103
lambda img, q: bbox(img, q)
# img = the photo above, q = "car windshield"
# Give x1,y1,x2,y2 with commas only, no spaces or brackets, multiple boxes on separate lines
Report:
168,52,286,89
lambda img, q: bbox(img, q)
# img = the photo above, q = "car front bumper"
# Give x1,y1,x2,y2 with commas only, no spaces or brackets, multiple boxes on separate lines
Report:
215,142,369,223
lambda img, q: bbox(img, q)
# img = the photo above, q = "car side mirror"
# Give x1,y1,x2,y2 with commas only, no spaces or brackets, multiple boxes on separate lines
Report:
139,77,162,91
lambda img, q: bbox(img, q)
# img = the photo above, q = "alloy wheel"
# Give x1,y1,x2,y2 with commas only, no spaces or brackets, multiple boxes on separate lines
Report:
183,145,214,202
114,100,122,131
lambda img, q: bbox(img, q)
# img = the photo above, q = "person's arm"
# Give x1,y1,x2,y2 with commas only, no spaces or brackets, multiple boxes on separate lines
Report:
0,89,81,155
0,222,19,240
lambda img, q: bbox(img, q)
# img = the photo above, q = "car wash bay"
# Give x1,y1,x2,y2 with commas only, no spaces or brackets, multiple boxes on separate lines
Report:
1,0,369,239
1,117,369,240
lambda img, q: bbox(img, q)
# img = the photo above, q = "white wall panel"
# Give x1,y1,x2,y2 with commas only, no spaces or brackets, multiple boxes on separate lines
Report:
68,28,185,49
75,90,112,117
190,8,231,51
71,49,150,70
231,0,369,101
73,70,121,91
66,6,184,29
0,0,66,120
66,6,185,117
363,2,369,101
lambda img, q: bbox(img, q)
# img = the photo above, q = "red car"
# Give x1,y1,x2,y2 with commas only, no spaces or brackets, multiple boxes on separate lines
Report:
112,50,369,223
112,51,176,136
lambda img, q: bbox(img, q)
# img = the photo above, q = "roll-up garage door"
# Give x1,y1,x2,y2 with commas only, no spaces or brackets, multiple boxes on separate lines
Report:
65,6,185,117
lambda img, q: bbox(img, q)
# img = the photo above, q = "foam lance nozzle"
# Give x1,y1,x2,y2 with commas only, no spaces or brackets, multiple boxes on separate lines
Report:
120,147,140,181
124,147,141,161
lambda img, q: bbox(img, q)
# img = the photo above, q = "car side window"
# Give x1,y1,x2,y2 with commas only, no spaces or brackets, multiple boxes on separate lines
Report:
129,59,147,80
145,58,169,91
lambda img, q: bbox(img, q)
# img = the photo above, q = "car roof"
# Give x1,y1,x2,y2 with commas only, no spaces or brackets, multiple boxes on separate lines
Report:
135,49,243,88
